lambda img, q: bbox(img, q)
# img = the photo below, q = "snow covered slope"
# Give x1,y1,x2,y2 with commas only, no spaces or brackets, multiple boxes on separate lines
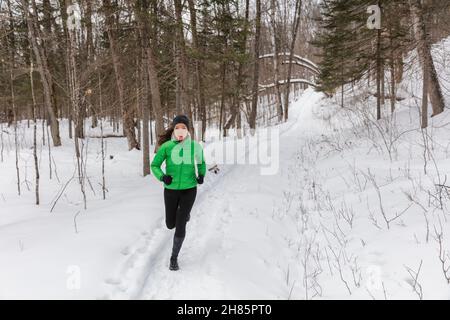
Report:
0,88,325,299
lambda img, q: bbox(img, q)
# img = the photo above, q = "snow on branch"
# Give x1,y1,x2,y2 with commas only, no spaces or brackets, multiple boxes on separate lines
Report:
258,78,318,89
281,60,320,75
259,52,320,74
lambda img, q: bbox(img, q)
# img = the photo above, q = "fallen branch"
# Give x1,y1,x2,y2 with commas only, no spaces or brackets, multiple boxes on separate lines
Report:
87,134,125,138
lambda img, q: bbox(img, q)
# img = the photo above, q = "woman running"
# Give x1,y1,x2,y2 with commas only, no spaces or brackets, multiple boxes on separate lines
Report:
151,115,206,271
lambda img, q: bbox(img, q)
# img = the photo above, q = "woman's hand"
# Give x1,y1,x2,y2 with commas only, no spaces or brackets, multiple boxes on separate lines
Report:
162,175,173,185
196,175,204,184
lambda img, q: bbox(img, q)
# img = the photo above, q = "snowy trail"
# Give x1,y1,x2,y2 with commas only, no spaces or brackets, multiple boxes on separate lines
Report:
105,162,238,299
103,89,326,299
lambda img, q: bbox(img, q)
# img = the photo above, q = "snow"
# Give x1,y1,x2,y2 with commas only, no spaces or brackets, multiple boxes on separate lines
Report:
259,52,320,73
1,37,450,300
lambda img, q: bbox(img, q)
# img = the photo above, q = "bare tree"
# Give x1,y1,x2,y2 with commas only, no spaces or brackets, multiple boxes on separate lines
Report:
132,0,165,148
174,0,193,126
22,0,62,147
283,0,302,121
6,0,20,196
187,0,207,141
410,0,446,118
102,0,139,150
269,0,283,121
249,0,261,131
30,55,39,205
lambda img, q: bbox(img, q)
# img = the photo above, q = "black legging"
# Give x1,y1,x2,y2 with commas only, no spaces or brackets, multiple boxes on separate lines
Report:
164,186,197,238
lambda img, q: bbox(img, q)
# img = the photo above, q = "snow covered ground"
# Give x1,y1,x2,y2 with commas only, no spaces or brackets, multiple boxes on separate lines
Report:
1,37,450,300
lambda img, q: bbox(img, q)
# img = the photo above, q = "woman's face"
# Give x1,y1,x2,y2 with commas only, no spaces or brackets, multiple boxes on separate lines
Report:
174,123,188,141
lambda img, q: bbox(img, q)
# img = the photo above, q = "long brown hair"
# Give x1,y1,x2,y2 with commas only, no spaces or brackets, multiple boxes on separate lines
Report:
154,125,174,153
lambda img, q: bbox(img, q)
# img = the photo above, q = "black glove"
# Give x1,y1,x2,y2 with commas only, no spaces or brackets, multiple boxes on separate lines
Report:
162,175,173,185
196,175,204,184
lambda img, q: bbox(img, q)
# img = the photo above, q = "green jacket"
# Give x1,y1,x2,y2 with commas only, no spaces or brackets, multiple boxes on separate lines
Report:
151,137,207,190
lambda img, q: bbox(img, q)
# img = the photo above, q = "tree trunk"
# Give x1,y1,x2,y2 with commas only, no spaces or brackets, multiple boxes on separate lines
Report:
421,65,429,129
98,68,107,200
174,0,193,125
132,0,165,145
389,30,396,113
30,57,40,205
7,0,21,196
395,55,404,84
85,0,94,62
269,0,283,122
219,62,227,137
58,0,72,139
84,0,97,128
381,61,385,106
139,28,150,176
283,0,302,122
43,0,61,132
187,0,207,141
103,0,139,150
410,0,445,117
249,0,261,131
376,21,382,120
23,0,62,147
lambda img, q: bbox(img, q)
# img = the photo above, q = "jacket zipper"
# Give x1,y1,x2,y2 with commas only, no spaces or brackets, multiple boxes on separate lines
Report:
175,138,192,189
178,143,183,189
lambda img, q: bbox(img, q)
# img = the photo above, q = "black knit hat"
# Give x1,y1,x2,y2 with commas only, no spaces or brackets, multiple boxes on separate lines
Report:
172,114,190,128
